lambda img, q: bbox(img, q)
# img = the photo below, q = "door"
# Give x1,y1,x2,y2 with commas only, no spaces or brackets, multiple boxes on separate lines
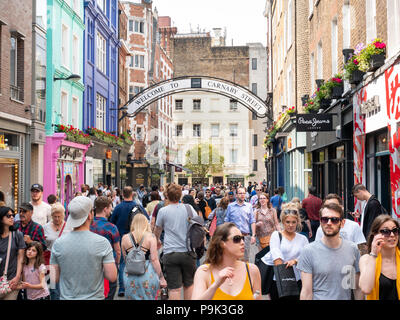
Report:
377,155,391,213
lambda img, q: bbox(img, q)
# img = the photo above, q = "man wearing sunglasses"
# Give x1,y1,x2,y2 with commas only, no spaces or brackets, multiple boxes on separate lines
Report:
297,203,363,300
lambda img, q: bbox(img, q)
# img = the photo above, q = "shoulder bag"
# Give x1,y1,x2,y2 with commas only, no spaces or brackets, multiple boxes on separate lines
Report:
0,232,13,297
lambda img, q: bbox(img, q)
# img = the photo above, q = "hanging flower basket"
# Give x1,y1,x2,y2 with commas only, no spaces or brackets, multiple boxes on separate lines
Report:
368,53,386,72
331,85,344,99
319,98,332,109
349,69,366,85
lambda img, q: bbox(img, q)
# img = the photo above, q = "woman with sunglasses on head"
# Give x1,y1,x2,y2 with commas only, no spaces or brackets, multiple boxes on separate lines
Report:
261,203,309,300
192,222,261,300
359,215,400,300
0,207,26,300
254,193,281,249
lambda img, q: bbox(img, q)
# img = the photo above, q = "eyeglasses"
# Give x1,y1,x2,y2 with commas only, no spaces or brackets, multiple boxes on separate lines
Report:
19,210,27,213
256,189,261,191
379,228,400,237
320,216,342,224
230,235,245,244
6,214,15,218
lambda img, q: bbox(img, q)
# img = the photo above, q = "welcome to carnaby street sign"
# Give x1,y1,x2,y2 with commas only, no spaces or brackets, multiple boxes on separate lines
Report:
124,76,269,119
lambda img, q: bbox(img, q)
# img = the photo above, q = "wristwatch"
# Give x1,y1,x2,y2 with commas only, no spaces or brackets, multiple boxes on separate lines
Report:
369,252,378,258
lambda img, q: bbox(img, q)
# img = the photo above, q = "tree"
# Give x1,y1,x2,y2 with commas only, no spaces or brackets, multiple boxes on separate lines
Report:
185,143,224,181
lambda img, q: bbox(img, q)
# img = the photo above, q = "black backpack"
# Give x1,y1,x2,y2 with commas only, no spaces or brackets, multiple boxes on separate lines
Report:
126,204,147,231
183,204,206,259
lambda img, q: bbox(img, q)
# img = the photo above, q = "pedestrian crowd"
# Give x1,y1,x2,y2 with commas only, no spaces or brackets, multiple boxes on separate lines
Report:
0,180,398,300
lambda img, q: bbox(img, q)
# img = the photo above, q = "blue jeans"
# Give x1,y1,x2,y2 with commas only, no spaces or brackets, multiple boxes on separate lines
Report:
118,255,125,294
50,282,60,300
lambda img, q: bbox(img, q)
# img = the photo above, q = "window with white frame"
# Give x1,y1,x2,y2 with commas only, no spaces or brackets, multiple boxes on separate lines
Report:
193,124,201,137
62,24,69,68
252,58,257,70
96,32,106,74
331,18,338,75
287,66,292,107
342,1,351,49
251,83,257,95
229,124,238,137
129,86,134,101
136,126,143,141
387,0,400,58
317,41,323,79
134,20,145,34
175,99,183,110
176,124,183,137
10,37,17,87
230,99,238,111
60,91,68,125
366,0,377,43
72,96,79,128
211,124,219,137
72,34,79,74
193,99,201,111
230,149,238,164
287,0,293,49
310,52,315,92
96,94,106,131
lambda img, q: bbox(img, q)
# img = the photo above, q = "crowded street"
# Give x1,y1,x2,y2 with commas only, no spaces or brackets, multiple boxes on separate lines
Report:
1,0,400,305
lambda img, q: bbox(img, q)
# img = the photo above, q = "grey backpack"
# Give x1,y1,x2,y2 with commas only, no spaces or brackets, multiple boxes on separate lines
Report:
125,233,148,276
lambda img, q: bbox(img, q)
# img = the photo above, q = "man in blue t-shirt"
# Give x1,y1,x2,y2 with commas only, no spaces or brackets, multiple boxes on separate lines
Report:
110,186,147,297
270,188,283,219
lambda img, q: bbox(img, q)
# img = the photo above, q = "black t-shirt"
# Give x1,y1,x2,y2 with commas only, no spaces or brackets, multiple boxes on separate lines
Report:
0,231,26,280
299,208,309,233
363,195,388,238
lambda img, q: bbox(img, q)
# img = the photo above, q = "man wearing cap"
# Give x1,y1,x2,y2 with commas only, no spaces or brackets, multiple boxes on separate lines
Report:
50,196,117,300
30,184,52,227
14,203,47,250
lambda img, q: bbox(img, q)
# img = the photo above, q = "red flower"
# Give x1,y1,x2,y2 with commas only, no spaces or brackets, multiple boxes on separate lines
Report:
353,59,359,65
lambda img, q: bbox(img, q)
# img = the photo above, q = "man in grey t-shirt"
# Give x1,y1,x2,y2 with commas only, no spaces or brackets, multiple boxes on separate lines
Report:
50,196,117,300
297,203,363,300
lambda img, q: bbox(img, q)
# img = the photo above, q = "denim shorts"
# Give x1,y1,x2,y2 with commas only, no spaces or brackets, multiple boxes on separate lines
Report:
162,252,197,290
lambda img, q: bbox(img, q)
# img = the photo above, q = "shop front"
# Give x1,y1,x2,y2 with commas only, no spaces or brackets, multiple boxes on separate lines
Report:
43,133,90,209
353,57,400,217
305,100,354,210
85,139,119,189
0,131,23,210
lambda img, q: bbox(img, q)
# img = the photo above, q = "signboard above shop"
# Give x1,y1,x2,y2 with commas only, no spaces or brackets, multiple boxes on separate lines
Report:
296,114,333,132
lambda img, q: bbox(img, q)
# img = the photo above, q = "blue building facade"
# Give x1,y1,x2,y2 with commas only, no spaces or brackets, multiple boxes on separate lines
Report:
83,0,120,187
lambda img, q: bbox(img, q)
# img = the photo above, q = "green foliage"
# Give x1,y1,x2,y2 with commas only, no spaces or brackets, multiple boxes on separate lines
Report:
185,143,224,180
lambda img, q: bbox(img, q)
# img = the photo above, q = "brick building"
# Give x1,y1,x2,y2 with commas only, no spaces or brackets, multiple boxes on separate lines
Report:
121,0,174,187
0,1,33,208
266,0,400,214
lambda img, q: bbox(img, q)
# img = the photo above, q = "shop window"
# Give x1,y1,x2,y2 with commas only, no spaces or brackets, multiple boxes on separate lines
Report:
336,145,345,159
0,132,19,152
376,131,389,153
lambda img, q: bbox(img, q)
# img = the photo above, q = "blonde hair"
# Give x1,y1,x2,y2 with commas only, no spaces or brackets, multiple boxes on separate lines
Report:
51,202,65,218
291,197,302,211
130,213,151,243
280,202,302,232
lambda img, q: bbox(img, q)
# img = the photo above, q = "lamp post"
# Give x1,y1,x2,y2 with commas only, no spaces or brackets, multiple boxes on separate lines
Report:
54,74,81,82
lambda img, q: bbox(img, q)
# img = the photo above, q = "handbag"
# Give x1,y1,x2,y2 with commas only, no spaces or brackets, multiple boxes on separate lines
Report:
0,232,13,298
273,264,300,298
254,232,282,295
209,214,217,237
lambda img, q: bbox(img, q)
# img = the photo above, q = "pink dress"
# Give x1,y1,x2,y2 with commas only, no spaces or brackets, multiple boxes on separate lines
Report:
23,264,50,300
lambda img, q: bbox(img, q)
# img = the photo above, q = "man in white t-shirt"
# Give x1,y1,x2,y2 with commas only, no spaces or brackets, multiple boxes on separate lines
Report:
30,184,52,227
315,193,366,254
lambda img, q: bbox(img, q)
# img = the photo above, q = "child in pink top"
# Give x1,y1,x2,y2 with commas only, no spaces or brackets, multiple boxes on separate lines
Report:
18,241,50,300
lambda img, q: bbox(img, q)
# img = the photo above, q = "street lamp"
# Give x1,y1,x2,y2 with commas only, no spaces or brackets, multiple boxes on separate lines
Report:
54,74,81,82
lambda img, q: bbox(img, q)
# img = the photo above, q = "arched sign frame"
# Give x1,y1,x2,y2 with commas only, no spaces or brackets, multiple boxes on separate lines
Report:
122,76,272,120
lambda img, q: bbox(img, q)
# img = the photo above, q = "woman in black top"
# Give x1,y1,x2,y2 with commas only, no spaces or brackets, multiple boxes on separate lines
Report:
359,215,400,300
291,197,312,240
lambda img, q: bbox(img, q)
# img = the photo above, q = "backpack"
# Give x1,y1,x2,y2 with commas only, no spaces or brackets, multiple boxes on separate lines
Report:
204,201,212,219
126,204,147,231
184,204,206,259
125,233,148,276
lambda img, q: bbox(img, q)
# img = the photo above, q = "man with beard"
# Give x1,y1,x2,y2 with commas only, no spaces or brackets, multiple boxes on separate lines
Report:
297,203,363,300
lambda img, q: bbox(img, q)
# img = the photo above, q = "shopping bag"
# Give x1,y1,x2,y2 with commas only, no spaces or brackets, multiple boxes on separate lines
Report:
273,264,300,298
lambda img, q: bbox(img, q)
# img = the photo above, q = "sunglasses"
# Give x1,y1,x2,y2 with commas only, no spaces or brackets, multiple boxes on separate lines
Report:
379,228,400,237
19,210,27,213
6,214,15,218
230,235,245,244
320,216,342,224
